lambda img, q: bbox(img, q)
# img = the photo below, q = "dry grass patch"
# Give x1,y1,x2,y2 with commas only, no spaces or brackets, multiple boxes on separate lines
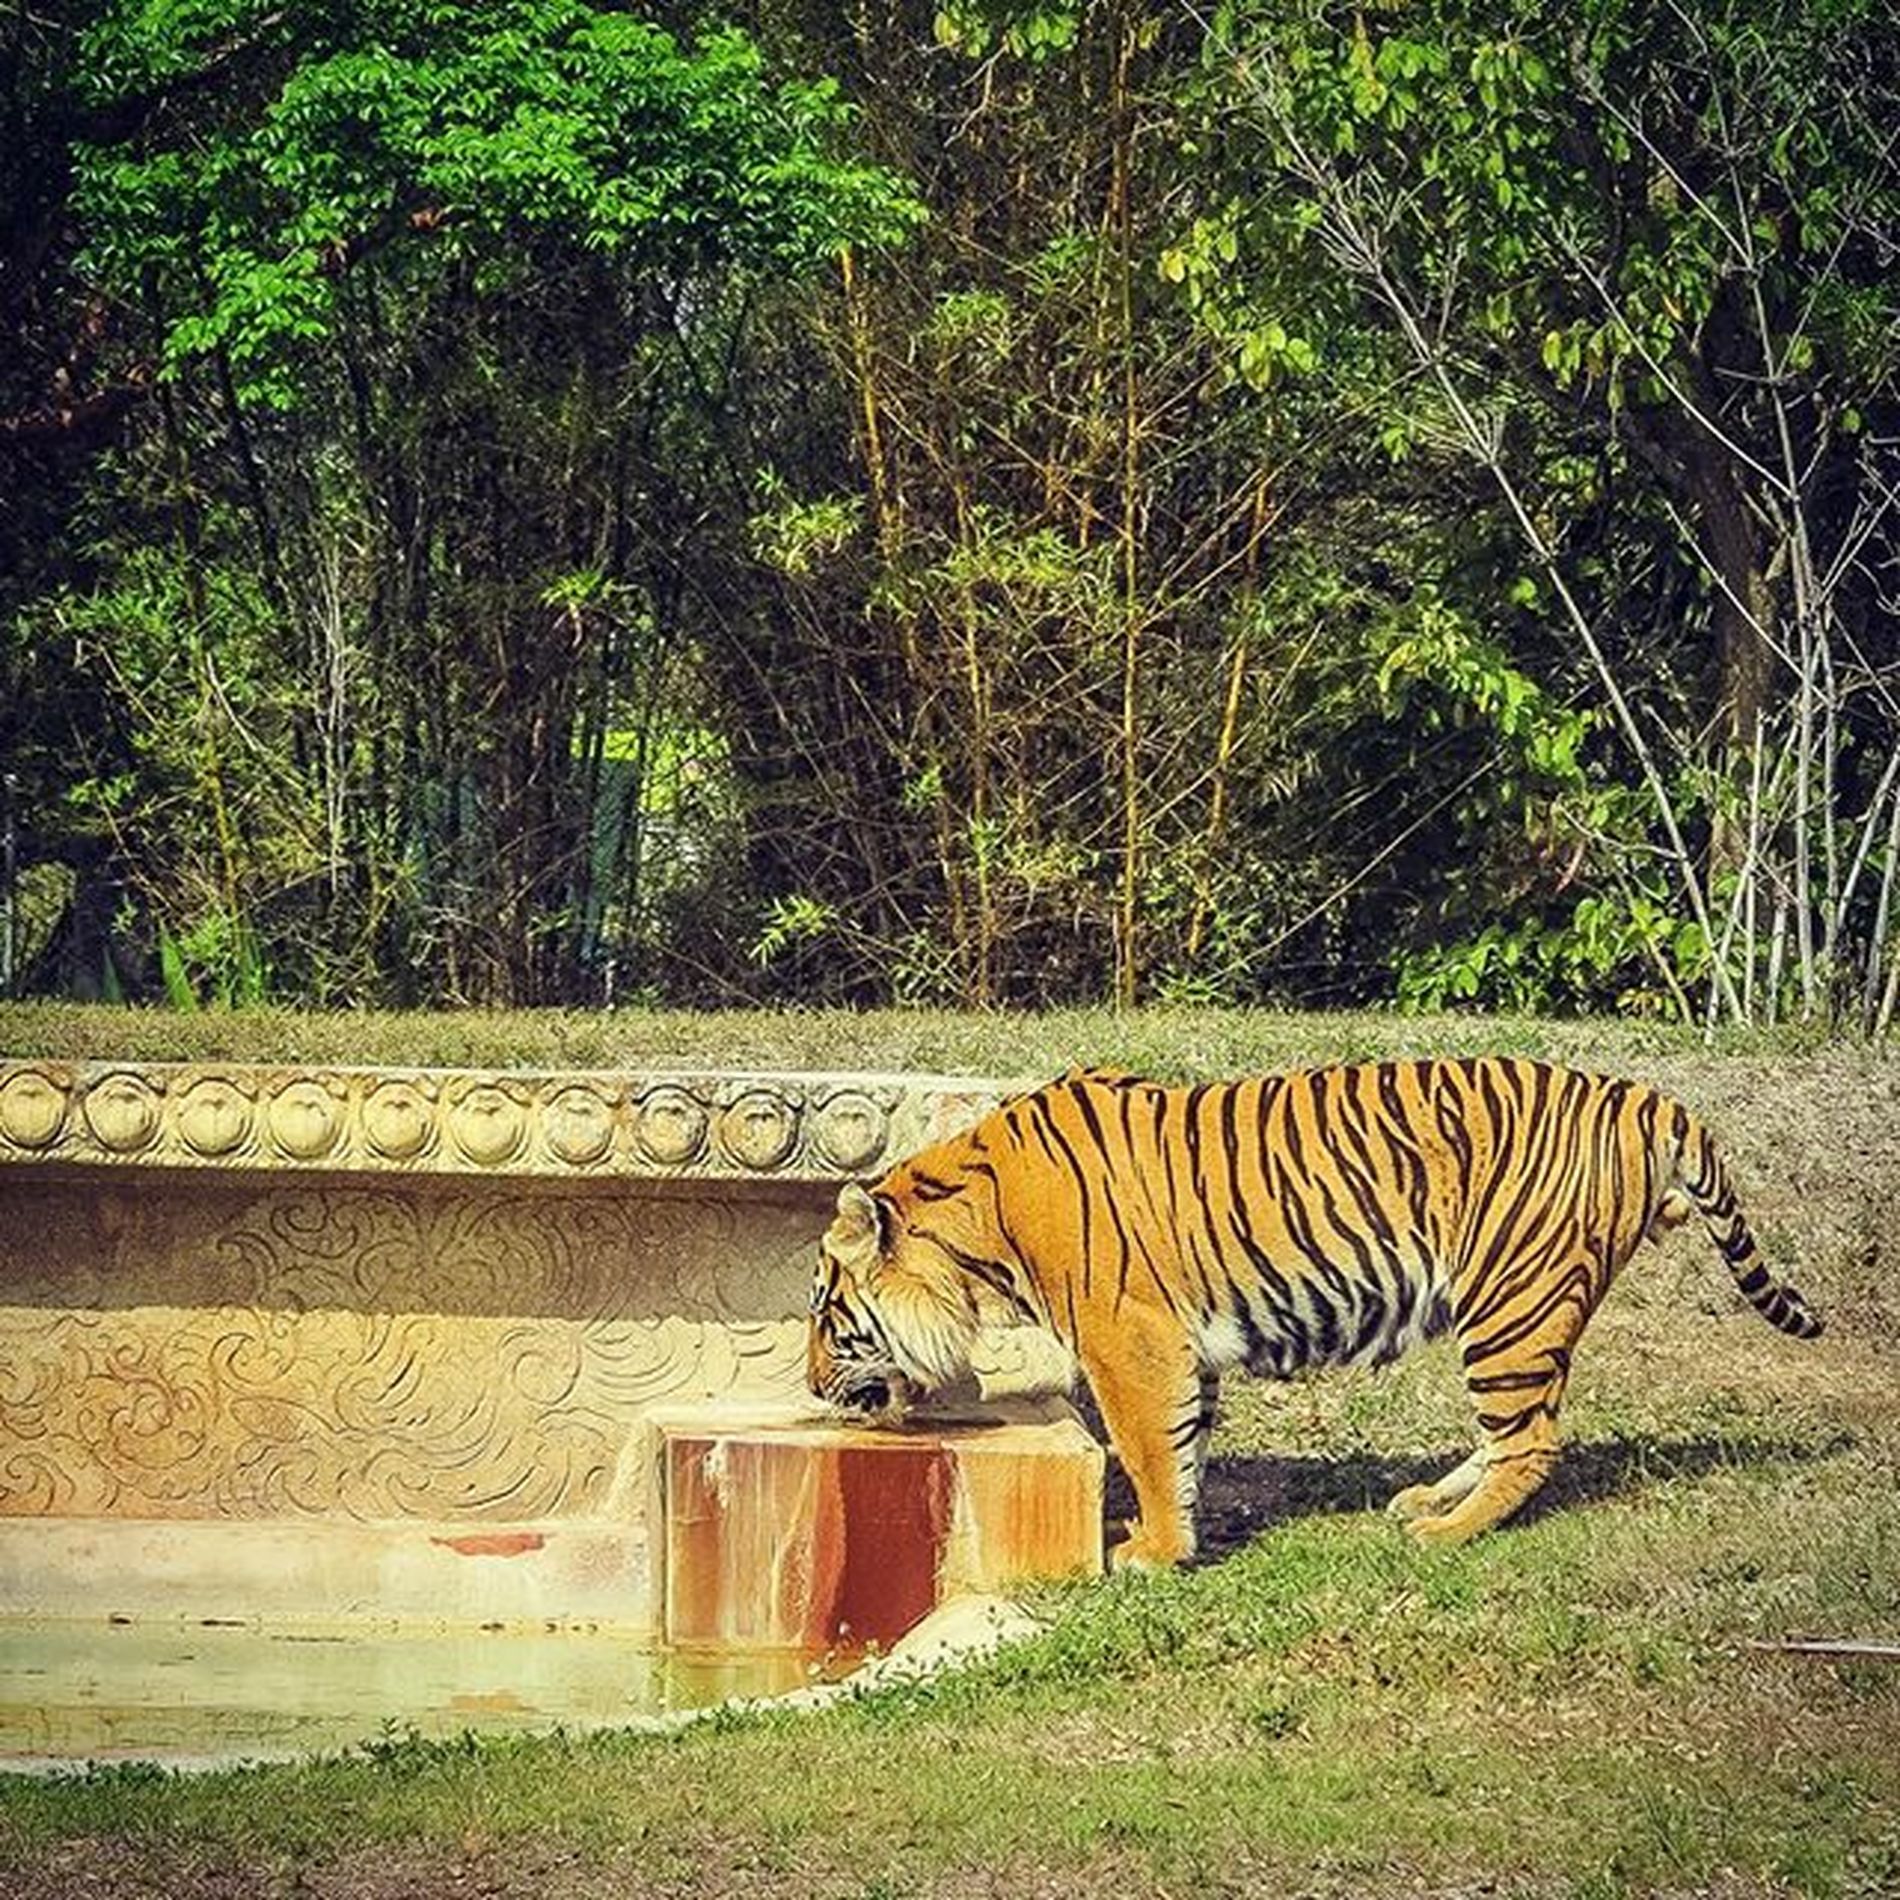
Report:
0,999,1847,1076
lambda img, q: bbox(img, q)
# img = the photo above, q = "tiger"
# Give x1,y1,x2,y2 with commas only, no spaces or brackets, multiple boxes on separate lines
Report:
805,1057,1821,1566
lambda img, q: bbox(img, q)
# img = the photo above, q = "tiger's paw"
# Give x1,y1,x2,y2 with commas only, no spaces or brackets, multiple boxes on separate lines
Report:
1108,1521,1192,1571
1404,1510,1483,1549
1384,1483,1441,1522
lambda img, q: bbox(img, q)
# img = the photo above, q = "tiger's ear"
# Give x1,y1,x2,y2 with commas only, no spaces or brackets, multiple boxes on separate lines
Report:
826,1181,888,1263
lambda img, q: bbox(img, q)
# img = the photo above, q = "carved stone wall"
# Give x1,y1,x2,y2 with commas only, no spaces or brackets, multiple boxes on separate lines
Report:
0,1174,825,1525
0,1062,1083,1636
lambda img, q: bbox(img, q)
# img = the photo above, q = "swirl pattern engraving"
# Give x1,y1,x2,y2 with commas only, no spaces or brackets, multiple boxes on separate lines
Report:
0,1179,819,1523
0,1060,1017,1555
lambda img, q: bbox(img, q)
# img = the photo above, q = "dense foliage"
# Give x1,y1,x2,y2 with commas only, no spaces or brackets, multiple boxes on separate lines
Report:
3,0,1896,1024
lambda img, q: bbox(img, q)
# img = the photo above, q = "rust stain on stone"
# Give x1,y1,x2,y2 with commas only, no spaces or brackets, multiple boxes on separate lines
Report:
823,1441,955,1648
431,1530,546,1558
667,1432,960,1653
661,1423,1099,1658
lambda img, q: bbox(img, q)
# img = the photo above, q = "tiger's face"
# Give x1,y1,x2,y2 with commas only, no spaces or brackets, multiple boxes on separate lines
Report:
804,1179,982,1423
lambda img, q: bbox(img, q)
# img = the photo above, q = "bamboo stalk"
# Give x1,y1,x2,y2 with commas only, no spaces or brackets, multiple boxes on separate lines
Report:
950,478,993,1008
1766,888,1789,1023
1865,759,1900,1033
1835,741,1900,947
1820,620,1842,982
1186,630,1251,964
1113,12,1142,1010
1743,719,1764,1022
1712,79,1828,1020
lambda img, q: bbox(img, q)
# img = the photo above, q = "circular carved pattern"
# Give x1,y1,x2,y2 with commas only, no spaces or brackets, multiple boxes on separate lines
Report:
809,1089,888,1173
633,1085,708,1166
0,1069,67,1149
0,1063,987,1181
82,1072,163,1154
268,1079,344,1160
718,1089,798,1171
446,1083,527,1167
362,1079,435,1161
544,1084,615,1167
176,1076,253,1157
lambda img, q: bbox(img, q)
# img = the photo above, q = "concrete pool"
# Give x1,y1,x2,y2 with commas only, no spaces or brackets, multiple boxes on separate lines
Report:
0,1058,1100,1767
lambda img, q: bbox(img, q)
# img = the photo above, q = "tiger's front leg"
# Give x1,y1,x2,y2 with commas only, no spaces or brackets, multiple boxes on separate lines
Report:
1075,1314,1211,1570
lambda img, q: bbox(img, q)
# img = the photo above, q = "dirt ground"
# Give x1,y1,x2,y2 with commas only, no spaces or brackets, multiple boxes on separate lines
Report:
1,1837,1779,1900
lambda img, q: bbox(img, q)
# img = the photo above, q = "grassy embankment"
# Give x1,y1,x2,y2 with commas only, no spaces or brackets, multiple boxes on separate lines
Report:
1,1005,1896,1899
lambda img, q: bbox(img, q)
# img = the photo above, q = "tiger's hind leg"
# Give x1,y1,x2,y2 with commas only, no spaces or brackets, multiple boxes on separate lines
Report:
1404,1258,1599,1547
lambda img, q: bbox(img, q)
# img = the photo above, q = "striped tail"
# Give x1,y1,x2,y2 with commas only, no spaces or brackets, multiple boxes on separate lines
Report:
1677,1116,1823,1339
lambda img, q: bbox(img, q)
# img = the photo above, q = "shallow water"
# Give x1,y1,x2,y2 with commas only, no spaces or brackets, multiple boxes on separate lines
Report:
0,1620,828,1773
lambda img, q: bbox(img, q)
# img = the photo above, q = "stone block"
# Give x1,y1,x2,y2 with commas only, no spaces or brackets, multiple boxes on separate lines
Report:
658,1405,1104,1655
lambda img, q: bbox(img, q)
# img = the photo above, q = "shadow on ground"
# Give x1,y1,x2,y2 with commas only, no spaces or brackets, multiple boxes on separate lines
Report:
1098,1425,1853,1562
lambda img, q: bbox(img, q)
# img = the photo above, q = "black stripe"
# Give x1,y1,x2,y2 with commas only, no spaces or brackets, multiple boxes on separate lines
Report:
1377,1064,1435,1253
1219,1081,1243,1180
1038,1091,1099,1298
1462,1262,1593,1366
907,1172,963,1202
1182,1083,1211,1194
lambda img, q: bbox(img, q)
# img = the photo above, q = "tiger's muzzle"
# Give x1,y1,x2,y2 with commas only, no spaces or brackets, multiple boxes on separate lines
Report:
823,1367,916,1426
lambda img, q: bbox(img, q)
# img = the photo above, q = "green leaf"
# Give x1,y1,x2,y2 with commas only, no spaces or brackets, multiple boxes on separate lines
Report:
158,933,201,1013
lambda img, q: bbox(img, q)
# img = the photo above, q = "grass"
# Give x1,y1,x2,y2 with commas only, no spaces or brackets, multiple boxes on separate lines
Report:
1,1007,1897,1897
0,997,1857,1075
4,1300,1894,1899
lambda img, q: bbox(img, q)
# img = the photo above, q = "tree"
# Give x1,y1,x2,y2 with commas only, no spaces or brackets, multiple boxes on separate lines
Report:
1197,0,1900,1023
4,0,1895,1028
3,0,918,1003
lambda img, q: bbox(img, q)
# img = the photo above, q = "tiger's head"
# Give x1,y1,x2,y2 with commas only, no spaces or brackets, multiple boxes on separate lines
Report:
804,1173,996,1425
